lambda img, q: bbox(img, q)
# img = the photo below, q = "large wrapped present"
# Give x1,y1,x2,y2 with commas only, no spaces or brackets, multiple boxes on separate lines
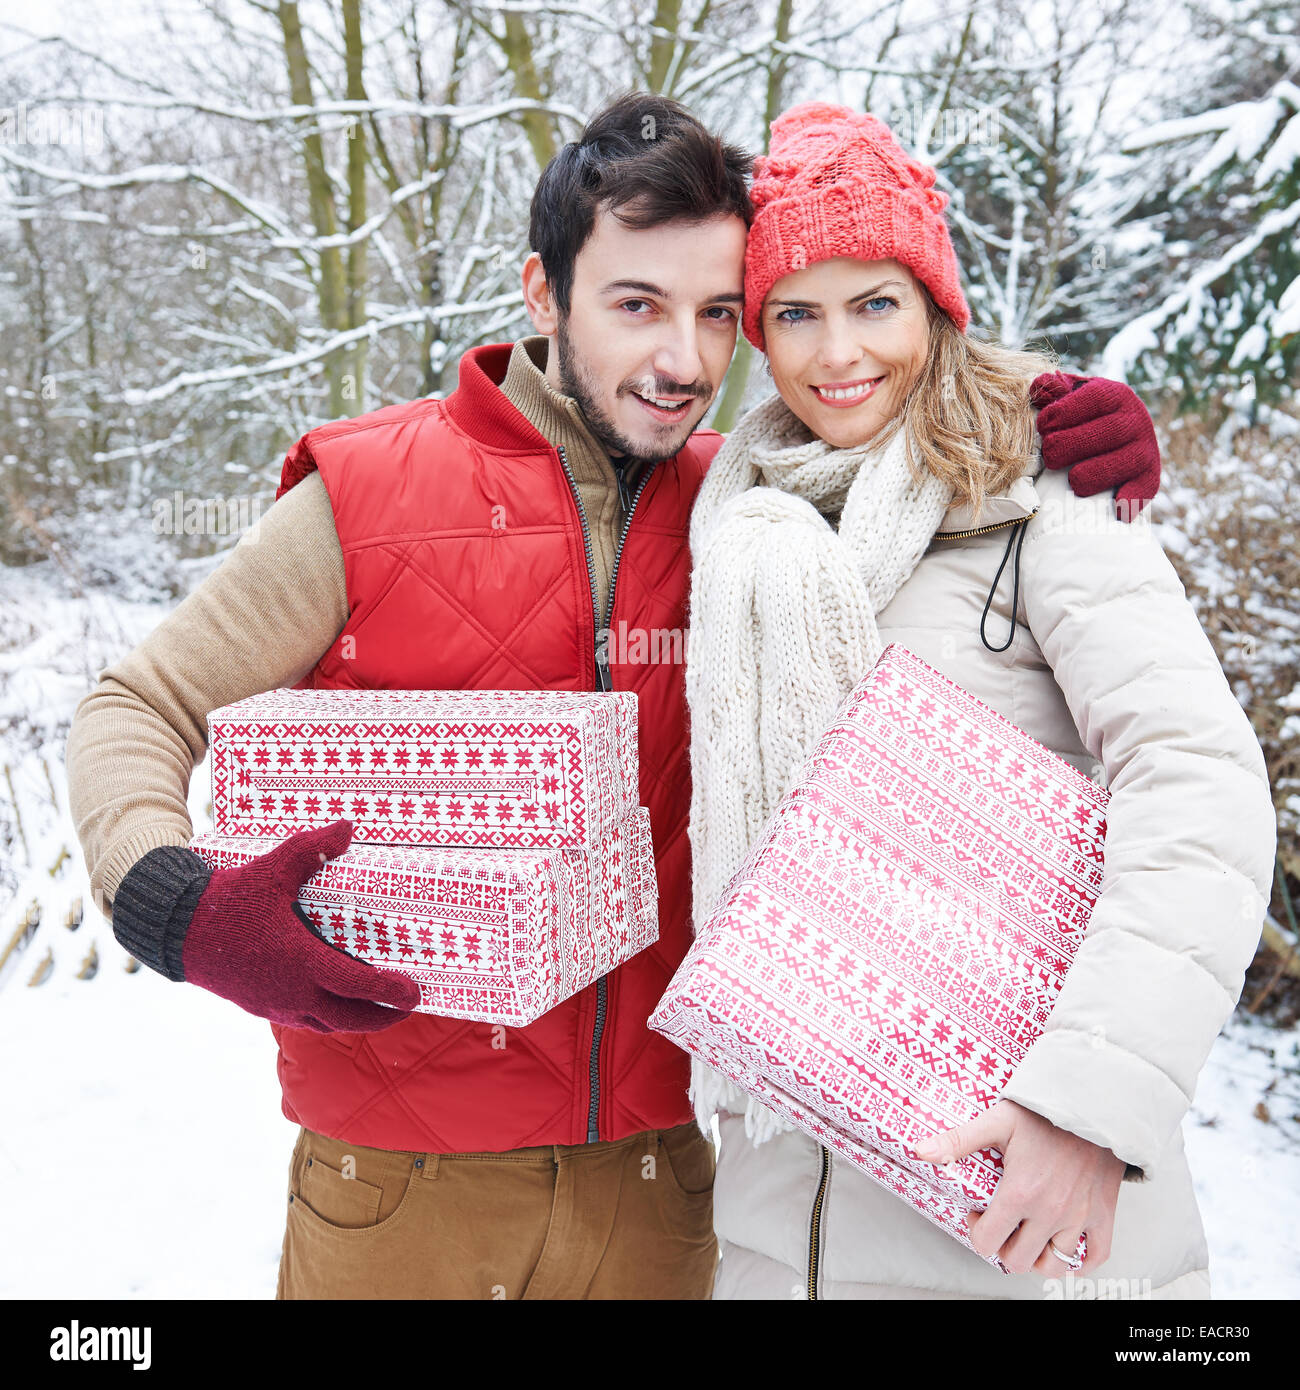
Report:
649,644,1109,1271
207,687,638,851
190,808,658,1026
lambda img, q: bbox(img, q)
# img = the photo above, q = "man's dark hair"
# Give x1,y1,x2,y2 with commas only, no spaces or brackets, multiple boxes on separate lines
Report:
529,90,754,316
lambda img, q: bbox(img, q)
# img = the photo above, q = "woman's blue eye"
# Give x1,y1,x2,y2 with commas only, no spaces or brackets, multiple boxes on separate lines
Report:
774,297,896,324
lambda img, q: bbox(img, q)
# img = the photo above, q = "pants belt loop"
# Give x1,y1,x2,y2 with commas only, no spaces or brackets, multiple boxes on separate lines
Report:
416,1152,440,1180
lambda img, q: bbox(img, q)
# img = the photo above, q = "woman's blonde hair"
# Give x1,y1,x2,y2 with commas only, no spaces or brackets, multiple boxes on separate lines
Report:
895,289,1057,519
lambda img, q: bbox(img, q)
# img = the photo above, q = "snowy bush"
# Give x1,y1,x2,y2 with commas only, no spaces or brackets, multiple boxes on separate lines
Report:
1153,406,1299,896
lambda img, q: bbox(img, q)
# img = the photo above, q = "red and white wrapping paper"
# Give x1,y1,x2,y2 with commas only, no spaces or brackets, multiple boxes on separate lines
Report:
190,808,658,1026
208,687,638,851
649,644,1109,1271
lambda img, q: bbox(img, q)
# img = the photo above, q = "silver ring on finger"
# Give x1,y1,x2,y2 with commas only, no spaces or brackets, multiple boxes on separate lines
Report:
1048,1235,1086,1271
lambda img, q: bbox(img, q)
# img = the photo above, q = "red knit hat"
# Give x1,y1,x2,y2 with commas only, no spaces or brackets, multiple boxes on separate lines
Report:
743,102,970,350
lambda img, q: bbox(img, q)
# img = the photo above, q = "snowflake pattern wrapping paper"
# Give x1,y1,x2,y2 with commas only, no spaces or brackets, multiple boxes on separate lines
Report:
649,644,1109,1271
190,806,658,1026
208,687,639,851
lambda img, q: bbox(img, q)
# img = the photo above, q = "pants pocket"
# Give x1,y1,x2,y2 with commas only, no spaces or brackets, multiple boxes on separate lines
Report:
279,1131,430,1299
290,1129,416,1233
297,1152,385,1229
657,1122,716,1197
590,1127,717,1299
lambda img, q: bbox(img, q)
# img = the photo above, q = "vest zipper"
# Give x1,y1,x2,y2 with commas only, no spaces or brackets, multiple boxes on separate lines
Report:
604,458,655,665
930,506,1039,542
556,444,604,688
555,442,657,1144
807,1143,831,1300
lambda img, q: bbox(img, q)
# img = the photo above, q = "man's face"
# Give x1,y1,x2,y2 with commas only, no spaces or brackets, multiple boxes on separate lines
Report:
525,206,747,462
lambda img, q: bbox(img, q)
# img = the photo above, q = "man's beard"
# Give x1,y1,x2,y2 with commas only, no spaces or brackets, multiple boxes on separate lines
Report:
553,312,708,465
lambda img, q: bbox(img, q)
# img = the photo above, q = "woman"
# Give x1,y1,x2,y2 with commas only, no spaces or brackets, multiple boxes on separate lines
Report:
684,103,1276,1299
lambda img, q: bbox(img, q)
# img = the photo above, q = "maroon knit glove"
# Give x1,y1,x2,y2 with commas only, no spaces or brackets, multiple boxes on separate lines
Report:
183,818,421,1033
1030,371,1161,520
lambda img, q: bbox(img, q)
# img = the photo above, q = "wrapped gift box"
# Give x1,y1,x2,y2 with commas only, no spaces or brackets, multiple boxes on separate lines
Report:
207,687,638,851
649,644,1109,1271
190,807,658,1026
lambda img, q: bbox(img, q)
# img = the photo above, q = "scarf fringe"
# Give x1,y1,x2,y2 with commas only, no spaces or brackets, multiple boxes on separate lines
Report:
689,1057,796,1145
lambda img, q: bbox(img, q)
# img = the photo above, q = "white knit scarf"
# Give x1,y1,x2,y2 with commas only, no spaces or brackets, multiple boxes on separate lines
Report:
684,390,954,1142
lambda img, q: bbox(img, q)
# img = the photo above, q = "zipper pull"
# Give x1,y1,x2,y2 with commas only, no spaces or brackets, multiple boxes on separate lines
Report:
611,456,632,515
595,621,613,690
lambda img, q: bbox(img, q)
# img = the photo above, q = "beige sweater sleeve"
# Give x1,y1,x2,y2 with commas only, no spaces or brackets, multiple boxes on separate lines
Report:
66,469,349,922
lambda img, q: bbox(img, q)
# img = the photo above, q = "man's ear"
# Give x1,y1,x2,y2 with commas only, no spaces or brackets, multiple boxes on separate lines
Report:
522,252,559,336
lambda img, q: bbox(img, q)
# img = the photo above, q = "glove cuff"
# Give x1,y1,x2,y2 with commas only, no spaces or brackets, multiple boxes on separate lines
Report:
111,845,213,983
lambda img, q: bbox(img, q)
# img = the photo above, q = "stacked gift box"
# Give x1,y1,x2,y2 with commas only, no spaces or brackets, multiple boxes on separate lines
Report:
649,644,1108,1270
190,687,659,1026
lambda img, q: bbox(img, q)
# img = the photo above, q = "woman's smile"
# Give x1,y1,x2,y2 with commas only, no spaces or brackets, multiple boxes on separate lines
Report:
810,376,886,407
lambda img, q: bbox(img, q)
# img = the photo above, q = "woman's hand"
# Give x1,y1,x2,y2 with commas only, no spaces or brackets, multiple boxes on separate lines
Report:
911,1098,1126,1276
1029,371,1161,521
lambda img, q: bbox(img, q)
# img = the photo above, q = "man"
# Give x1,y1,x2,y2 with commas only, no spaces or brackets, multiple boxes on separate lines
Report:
66,90,1163,1300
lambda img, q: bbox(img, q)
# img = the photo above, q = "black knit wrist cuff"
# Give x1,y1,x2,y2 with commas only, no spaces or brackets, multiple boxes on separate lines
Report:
111,845,213,983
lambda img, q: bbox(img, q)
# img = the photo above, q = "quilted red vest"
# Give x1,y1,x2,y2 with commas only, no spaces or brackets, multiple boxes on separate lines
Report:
268,341,722,1152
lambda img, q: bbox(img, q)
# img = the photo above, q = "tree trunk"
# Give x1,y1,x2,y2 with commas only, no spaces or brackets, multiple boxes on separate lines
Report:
501,13,557,171
342,0,368,413
647,0,682,93
278,0,349,417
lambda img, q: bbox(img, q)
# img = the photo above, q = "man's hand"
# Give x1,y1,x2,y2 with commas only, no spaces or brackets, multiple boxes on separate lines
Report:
183,818,421,1033
911,1098,1126,1275
1030,371,1160,521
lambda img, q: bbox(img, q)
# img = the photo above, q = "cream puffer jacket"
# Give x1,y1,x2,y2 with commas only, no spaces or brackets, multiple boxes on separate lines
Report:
705,461,1277,1300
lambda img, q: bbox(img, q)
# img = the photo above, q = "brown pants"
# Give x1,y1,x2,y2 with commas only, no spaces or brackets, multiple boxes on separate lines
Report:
275,1122,719,1299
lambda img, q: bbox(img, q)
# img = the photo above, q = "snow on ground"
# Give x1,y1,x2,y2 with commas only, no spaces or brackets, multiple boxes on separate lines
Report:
0,903,299,1301
0,563,1296,1299
1185,1010,1300,1299
0,934,296,1299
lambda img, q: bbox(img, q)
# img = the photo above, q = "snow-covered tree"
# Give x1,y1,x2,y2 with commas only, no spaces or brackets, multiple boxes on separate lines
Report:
878,0,1165,355
1102,6,1300,413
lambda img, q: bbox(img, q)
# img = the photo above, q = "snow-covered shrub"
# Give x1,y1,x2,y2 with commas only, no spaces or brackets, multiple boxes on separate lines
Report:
1152,404,1299,898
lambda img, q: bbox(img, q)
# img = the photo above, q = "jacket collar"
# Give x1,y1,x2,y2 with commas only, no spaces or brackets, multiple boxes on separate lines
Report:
443,341,555,452
932,468,1041,534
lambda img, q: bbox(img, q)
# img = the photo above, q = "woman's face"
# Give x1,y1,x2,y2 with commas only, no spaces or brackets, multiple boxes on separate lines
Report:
761,257,931,449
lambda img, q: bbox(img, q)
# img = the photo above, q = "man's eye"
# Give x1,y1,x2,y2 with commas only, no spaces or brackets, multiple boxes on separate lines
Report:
622,299,651,314
704,306,737,322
